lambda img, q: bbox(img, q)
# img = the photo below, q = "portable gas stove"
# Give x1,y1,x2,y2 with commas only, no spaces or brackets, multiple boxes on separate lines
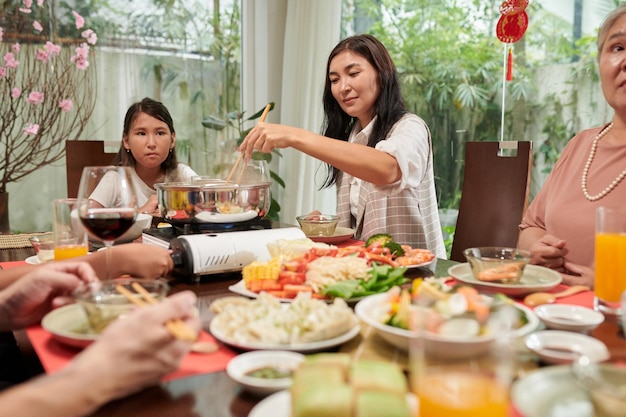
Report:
142,217,305,279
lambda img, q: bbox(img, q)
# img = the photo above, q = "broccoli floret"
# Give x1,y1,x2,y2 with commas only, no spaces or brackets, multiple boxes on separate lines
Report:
365,233,393,247
384,241,405,257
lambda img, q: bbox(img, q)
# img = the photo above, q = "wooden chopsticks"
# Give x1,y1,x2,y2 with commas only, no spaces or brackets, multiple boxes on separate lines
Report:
115,282,197,342
225,103,272,183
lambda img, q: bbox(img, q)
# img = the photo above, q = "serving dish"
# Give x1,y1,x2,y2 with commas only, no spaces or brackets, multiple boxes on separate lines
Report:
296,214,339,237
226,350,305,396
155,181,271,225
228,280,362,303
524,330,610,365
463,246,530,283
354,292,538,357
210,321,360,353
249,390,417,417
511,365,595,417
534,304,604,332
448,263,562,296
41,303,97,349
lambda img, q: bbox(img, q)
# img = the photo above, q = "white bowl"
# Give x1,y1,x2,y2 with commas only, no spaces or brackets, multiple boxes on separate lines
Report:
534,304,604,333
226,350,305,396
354,292,539,359
525,330,610,365
115,213,152,243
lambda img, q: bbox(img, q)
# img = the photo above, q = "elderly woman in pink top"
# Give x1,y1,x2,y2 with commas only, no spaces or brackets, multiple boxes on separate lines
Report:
518,4,626,288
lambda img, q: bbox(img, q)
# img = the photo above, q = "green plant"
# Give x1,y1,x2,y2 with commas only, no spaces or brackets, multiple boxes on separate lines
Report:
201,102,285,221
351,0,601,209
442,225,455,259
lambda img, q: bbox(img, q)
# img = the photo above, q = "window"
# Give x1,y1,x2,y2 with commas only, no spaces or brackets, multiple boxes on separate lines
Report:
341,0,612,252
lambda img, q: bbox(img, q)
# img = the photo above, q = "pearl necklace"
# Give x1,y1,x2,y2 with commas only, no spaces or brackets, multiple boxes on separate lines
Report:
581,122,626,201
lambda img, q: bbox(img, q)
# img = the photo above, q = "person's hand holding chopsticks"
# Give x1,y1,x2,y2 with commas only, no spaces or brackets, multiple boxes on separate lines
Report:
67,290,201,400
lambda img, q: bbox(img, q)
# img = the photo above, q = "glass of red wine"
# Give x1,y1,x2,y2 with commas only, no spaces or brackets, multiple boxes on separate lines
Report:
76,166,138,279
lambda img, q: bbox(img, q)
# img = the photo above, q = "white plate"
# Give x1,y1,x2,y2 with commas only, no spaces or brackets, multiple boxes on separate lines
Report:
228,280,368,304
210,321,360,353
512,365,595,417
25,255,40,265
355,292,539,357
41,303,97,349
448,263,562,296
229,280,361,303
226,350,305,397
534,304,604,333
524,330,610,365
194,210,258,223
307,227,355,244
250,390,417,417
404,257,436,269
228,280,294,302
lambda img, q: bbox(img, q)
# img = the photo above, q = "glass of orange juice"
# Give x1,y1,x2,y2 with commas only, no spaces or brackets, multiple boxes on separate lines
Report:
53,198,89,261
409,306,515,417
594,207,626,316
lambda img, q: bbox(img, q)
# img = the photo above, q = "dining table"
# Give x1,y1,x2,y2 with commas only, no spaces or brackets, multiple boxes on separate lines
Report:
4,241,626,417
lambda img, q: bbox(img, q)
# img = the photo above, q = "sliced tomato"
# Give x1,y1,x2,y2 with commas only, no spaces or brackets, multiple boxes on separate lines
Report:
366,253,398,267
311,247,339,257
247,279,282,293
282,259,307,273
310,292,329,300
265,290,289,299
283,284,313,298
368,246,391,256
277,271,306,286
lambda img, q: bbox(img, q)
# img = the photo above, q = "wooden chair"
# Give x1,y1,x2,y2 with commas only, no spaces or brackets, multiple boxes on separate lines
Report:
449,140,533,262
65,140,118,198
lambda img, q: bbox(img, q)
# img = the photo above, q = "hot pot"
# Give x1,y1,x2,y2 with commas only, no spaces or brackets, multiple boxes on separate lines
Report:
155,180,271,225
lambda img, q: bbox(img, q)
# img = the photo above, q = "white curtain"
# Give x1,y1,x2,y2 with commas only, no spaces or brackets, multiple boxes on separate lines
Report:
242,0,341,225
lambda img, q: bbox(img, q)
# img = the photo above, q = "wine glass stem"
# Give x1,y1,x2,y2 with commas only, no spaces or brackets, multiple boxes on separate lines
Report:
103,241,114,280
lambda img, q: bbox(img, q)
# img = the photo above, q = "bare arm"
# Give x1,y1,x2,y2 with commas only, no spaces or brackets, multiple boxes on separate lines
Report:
239,123,401,185
517,226,546,251
0,244,173,290
0,292,199,417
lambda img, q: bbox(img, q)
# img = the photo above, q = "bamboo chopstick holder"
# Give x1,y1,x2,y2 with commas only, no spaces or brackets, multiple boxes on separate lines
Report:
225,103,272,183
115,283,197,342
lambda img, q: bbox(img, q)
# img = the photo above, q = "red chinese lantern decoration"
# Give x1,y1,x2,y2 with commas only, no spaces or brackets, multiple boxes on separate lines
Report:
496,0,529,81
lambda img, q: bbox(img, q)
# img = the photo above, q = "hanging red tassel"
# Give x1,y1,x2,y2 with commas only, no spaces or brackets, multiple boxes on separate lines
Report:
506,47,513,81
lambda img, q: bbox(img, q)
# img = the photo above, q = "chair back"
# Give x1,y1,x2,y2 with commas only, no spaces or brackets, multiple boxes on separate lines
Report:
65,140,117,198
450,141,533,262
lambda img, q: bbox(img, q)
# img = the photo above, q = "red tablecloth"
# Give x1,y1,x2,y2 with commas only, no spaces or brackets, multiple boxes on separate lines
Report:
24,325,235,381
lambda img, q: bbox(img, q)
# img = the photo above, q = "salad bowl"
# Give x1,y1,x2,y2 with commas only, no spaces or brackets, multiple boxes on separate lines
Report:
355,290,539,359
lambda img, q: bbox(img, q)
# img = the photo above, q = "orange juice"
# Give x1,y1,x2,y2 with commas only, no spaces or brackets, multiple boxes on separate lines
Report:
595,233,626,303
54,245,88,261
416,371,509,417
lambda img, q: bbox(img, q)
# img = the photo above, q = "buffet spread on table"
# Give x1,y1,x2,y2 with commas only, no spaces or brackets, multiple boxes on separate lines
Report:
8,229,626,417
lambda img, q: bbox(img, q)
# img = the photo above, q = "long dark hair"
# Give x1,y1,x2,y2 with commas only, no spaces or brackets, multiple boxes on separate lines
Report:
113,97,179,173
321,34,406,187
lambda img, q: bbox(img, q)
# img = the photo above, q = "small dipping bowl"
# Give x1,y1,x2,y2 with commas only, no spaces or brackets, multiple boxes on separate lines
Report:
296,214,339,237
226,350,305,396
534,304,604,333
73,278,169,334
29,234,55,263
573,359,626,417
463,247,531,284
